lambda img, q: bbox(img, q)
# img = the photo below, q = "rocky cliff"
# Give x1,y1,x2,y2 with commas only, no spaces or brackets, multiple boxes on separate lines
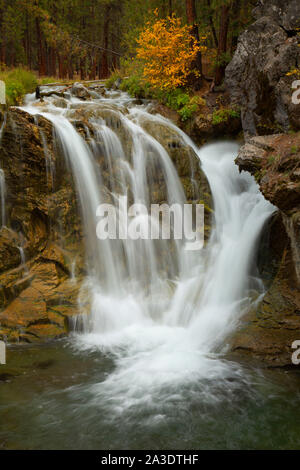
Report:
232,132,300,366
224,0,300,366
0,108,85,342
225,0,300,136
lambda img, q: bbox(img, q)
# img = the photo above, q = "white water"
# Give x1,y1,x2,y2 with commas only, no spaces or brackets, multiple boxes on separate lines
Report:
23,88,275,413
18,246,29,275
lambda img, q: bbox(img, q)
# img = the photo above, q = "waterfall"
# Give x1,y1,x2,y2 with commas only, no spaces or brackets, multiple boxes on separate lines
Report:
34,115,55,189
23,87,275,411
18,246,29,275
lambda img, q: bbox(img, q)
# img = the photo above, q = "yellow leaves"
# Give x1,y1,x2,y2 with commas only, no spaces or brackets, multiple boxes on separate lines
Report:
136,14,207,90
286,68,300,78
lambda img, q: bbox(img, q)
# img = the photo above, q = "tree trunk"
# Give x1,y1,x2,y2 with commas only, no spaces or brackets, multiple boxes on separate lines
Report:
0,8,6,66
36,17,46,76
0,41,6,65
185,0,202,89
206,0,218,49
111,33,118,70
68,60,74,80
230,0,241,55
101,6,111,78
89,51,97,80
57,52,63,79
214,4,230,86
50,47,56,76
80,57,84,80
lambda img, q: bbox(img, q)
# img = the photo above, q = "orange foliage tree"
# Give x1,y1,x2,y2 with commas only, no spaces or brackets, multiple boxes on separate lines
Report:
136,12,206,89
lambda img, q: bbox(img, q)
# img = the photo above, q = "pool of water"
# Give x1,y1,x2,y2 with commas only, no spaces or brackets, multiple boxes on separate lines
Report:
0,339,300,450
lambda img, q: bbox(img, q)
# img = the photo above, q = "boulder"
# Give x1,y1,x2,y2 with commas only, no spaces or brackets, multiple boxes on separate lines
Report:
71,83,91,100
225,0,300,135
233,132,300,366
253,0,300,31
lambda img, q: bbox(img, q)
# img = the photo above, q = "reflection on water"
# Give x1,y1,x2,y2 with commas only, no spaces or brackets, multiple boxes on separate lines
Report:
0,340,300,450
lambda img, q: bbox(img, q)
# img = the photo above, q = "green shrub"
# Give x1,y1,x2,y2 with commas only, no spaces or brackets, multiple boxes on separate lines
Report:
291,145,299,154
212,108,240,126
267,155,275,166
162,89,190,110
5,80,25,105
156,89,204,121
0,68,67,106
105,71,122,89
178,103,198,121
119,74,150,99
0,67,38,105
7,68,37,92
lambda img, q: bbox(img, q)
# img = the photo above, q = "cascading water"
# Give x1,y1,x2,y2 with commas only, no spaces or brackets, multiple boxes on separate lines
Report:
34,115,55,189
18,246,28,276
23,86,275,414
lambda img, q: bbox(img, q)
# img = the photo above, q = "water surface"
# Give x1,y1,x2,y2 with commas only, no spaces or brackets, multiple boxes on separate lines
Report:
0,341,300,450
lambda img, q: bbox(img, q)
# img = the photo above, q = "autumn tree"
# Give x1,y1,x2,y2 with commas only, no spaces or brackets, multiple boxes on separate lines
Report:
137,13,206,89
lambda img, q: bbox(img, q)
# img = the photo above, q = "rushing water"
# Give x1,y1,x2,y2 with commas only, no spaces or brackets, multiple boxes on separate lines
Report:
18,246,28,276
0,85,299,449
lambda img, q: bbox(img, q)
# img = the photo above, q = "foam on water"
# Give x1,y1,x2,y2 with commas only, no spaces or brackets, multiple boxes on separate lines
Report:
23,87,275,414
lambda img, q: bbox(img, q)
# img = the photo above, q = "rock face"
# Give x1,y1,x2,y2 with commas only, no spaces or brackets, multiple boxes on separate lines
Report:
232,132,300,366
252,0,300,30
225,0,300,136
0,108,85,342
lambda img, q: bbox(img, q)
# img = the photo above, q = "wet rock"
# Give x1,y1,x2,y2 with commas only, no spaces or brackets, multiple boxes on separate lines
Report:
40,90,66,99
190,111,241,142
51,97,69,108
137,116,212,212
114,78,122,89
0,227,21,273
0,108,84,343
71,83,91,100
233,132,300,366
149,100,242,144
